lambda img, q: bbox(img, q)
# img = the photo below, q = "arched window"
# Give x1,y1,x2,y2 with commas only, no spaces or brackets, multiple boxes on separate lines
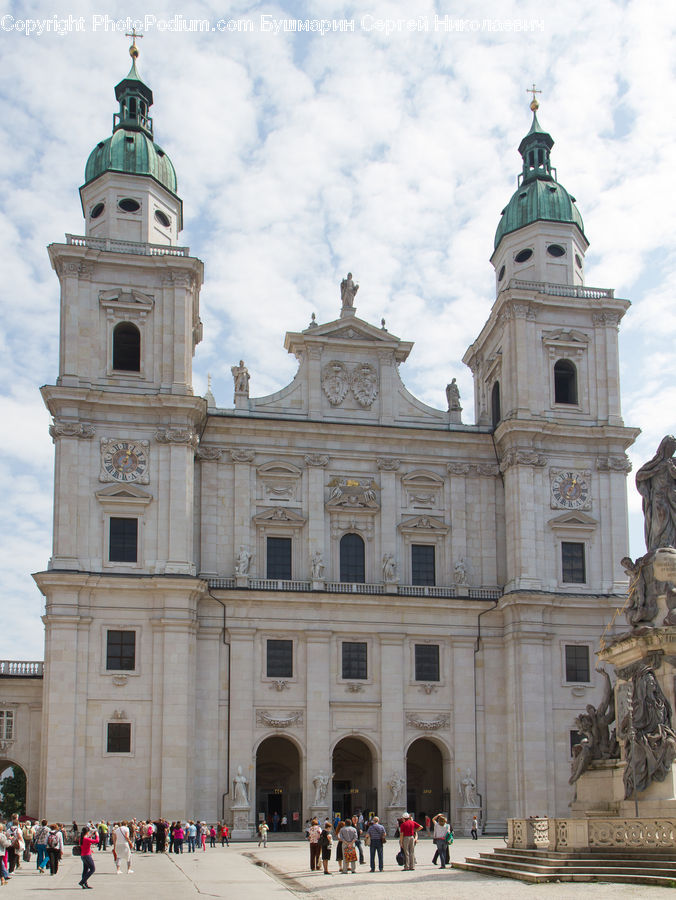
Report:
554,359,578,404
491,381,501,428
113,322,140,372
340,533,365,583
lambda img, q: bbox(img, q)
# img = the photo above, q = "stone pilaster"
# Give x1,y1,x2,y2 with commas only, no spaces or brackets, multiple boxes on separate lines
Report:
380,634,405,825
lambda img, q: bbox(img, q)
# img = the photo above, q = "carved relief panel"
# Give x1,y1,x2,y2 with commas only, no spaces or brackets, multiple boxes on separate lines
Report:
256,460,302,504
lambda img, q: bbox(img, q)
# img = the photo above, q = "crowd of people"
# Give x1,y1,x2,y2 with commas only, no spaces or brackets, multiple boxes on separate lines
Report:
2,809,459,888
0,815,232,889
298,810,454,874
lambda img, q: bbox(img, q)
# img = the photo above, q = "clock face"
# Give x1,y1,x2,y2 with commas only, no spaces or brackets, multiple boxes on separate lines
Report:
102,441,148,483
551,471,590,509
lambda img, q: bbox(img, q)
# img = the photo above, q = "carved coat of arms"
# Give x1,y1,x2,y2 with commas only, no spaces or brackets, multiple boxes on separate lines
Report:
321,361,349,406
351,363,379,408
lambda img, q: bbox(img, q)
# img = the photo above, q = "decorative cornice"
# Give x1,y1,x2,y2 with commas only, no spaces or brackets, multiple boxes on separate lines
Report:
597,455,632,473
377,457,401,471
156,427,198,448
196,447,223,461
304,454,330,467
406,712,449,731
230,449,255,463
256,709,303,728
500,449,547,472
447,462,500,477
592,312,621,328
49,421,96,440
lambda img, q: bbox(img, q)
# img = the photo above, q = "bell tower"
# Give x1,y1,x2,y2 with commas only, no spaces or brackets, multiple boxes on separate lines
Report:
34,39,207,822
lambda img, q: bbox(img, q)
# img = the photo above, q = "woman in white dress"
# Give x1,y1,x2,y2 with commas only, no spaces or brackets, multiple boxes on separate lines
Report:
112,821,134,874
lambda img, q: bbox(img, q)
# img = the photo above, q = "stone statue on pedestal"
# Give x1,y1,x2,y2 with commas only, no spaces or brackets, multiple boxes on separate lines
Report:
235,546,253,576
312,769,333,805
621,664,676,799
446,378,461,411
635,435,676,552
340,272,359,310
387,772,405,807
569,668,619,785
459,768,478,806
233,765,249,806
311,551,325,581
231,360,250,397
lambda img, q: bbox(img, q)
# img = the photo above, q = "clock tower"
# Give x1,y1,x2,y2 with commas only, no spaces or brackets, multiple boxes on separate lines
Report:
34,40,208,821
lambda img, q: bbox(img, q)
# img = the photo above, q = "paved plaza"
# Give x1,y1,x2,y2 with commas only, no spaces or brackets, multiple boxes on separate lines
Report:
2,837,670,898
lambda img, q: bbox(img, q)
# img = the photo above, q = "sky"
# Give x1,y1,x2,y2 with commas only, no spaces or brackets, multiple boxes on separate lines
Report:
0,0,675,659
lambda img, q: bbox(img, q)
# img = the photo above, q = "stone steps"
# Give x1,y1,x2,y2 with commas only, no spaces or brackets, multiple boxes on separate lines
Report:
453,847,676,886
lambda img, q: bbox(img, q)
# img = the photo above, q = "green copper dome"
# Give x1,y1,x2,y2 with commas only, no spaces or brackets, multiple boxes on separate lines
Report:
82,58,178,196
494,111,584,250
84,130,177,193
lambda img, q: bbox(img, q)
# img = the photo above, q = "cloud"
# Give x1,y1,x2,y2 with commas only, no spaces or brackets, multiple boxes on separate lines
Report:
1,0,674,656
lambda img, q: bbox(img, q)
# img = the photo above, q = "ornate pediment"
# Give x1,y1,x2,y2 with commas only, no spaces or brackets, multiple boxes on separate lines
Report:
252,507,307,526
547,511,597,531
99,288,154,314
398,515,449,534
95,483,153,511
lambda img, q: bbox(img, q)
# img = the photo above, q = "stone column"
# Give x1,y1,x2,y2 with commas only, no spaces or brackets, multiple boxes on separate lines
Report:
231,451,254,582
306,631,332,821
196,450,222,576
228,627,256,837
307,346,323,419
305,455,329,584
380,634,405,833
194,620,222,820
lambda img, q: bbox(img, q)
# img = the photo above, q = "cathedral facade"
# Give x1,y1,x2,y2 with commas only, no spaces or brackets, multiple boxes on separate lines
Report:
25,51,638,832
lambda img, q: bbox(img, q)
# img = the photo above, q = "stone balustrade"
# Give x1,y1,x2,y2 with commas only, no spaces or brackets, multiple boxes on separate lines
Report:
0,660,44,677
508,816,676,851
206,577,501,598
65,234,190,257
508,279,615,300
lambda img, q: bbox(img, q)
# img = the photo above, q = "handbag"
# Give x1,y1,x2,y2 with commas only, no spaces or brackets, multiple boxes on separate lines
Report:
382,834,387,844
72,845,82,856
364,833,370,846
343,844,357,863
396,849,405,866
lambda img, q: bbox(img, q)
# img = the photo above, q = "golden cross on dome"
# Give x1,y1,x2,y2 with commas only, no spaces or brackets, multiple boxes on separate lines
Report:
527,82,542,111
125,28,143,59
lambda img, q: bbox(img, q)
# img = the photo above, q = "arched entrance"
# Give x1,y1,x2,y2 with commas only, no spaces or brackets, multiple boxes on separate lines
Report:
406,738,447,822
255,736,302,832
0,761,27,817
332,737,376,819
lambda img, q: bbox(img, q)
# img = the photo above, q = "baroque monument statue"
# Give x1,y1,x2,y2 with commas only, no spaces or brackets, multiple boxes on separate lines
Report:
569,667,619,785
233,766,249,806
340,272,359,309
312,769,333,805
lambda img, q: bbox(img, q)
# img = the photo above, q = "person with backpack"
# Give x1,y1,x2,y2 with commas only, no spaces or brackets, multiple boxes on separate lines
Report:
431,813,451,868
318,822,333,875
46,824,64,875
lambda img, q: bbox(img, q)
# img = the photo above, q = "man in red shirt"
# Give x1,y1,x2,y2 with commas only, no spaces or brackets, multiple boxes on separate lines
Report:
398,813,423,870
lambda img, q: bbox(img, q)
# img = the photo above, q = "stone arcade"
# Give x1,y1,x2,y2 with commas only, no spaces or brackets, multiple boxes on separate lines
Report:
1,52,639,834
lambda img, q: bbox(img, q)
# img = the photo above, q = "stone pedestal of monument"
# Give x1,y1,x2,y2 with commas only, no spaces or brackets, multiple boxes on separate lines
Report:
230,806,252,840
309,805,329,823
386,807,405,836
457,805,481,836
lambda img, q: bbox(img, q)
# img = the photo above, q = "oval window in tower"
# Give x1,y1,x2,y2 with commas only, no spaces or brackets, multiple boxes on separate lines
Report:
514,248,533,264
575,253,583,269
118,198,141,213
498,265,506,282
90,202,105,219
547,244,566,257
155,210,171,228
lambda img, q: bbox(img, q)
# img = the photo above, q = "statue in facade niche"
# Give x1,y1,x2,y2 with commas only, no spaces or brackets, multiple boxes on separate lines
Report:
454,558,469,585
459,768,478,806
235,546,253,576
231,360,250,396
340,272,359,308
621,664,676,798
382,553,398,583
446,378,461,411
311,551,325,580
635,435,676,552
233,766,249,806
569,668,619,785
312,769,333,805
388,772,405,806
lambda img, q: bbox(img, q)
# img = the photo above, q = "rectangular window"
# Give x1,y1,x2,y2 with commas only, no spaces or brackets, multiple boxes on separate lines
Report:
570,730,583,756
266,537,292,580
565,644,590,683
411,545,436,586
342,642,367,680
107,722,131,753
0,710,14,741
415,644,440,681
106,630,136,671
562,541,585,583
109,517,138,563
266,639,293,678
